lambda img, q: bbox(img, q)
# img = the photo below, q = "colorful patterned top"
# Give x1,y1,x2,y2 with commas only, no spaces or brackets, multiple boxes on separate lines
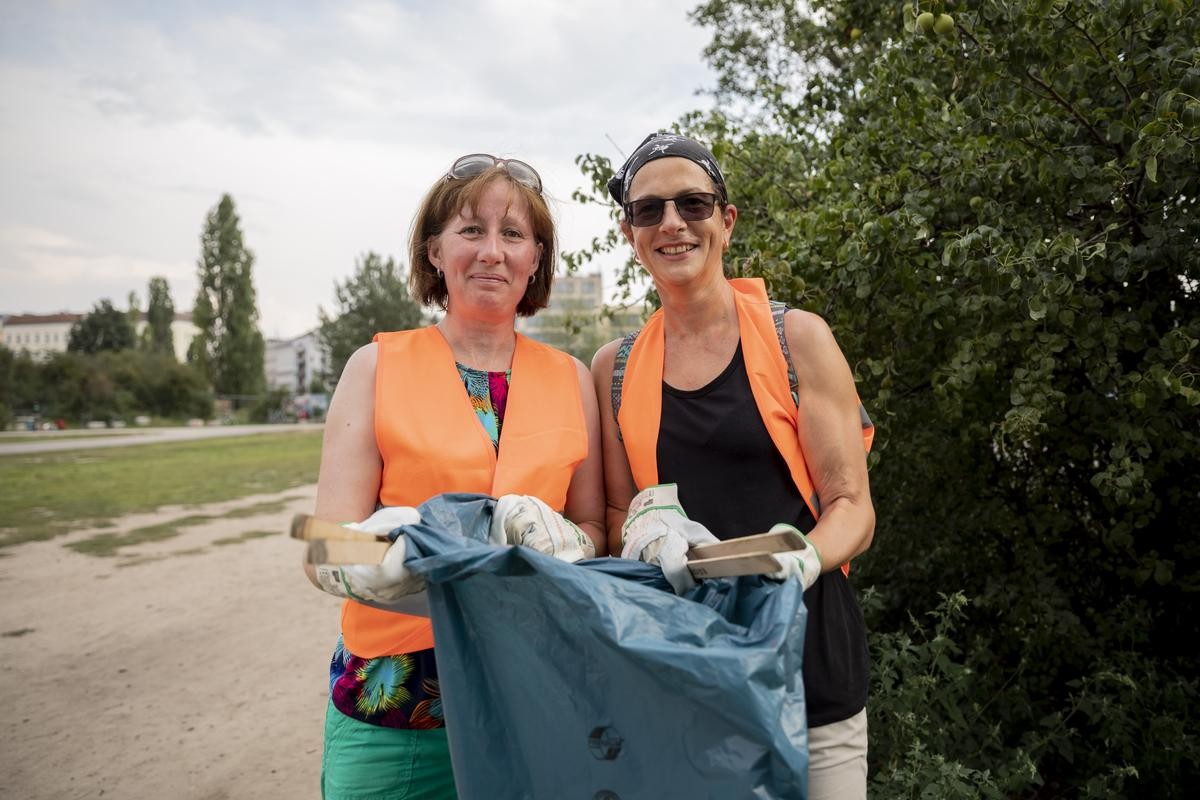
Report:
328,362,510,729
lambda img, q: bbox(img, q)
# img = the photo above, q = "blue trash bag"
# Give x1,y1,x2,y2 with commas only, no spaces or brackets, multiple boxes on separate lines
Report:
394,493,809,800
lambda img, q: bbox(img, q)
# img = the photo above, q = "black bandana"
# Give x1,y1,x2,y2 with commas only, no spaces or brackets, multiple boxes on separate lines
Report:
607,132,728,207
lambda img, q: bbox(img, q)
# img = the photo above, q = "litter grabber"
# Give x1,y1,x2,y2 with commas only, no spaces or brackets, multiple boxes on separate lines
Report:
289,511,808,582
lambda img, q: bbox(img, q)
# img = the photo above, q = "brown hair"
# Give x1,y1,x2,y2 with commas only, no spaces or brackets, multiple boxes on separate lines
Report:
409,166,556,317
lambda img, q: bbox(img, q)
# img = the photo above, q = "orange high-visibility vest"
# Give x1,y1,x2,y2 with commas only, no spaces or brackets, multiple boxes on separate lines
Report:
617,278,871,575
340,326,587,658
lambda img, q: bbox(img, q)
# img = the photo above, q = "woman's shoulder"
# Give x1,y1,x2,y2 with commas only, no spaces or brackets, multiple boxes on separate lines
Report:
373,326,432,346
782,307,837,353
340,341,380,383
511,334,589,384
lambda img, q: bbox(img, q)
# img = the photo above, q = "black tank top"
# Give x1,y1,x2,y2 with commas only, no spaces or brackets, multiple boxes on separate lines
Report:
657,342,869,727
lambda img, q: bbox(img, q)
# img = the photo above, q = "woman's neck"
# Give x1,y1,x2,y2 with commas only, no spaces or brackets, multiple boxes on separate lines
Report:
436,313,516,372
658,271,738,343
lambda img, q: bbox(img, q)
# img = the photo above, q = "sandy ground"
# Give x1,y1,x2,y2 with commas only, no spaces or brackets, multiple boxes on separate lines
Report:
0,483,340,799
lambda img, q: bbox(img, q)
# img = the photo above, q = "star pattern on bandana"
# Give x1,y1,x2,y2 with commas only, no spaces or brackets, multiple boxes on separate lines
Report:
609,131,728,206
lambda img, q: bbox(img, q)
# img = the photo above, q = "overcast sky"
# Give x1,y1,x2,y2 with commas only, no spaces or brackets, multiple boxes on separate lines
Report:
0,0,716,338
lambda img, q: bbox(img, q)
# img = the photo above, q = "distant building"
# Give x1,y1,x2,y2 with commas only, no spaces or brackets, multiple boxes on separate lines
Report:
265,329,327,395
517,272,645,360
0,311,197,362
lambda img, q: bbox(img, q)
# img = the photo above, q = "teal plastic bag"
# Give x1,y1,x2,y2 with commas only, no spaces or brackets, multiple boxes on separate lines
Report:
400,494,809,799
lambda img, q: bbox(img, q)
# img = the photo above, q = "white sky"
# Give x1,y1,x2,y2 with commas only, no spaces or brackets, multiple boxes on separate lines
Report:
0,0,716,338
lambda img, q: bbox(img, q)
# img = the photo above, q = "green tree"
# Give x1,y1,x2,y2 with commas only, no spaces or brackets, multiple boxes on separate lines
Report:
576,0,1198,794
143,276,176,358
0,345,35,427
318,252,423,384
125,290,141,334
67,299,137,354
188,194,266,399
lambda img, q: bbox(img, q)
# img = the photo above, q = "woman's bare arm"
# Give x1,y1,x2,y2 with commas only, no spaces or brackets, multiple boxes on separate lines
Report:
591,339,639,557
314,343,383,524
563,357,608,556
785,310,875,569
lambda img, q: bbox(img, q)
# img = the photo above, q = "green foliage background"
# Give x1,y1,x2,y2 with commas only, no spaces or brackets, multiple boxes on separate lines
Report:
575,0,1198,795
0,345,213,425
67,299,136,354
188,193,267,399
318,252,423,385
143,275,177,357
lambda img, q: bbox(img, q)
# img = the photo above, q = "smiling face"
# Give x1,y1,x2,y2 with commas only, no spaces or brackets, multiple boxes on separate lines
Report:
621,157,736,290
428,178,544,320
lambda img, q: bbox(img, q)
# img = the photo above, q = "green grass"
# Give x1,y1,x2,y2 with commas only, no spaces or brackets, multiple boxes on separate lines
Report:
225,497,302,518
66,514,212,556
0,432,322,549
67,498,303,557
213,530,276,546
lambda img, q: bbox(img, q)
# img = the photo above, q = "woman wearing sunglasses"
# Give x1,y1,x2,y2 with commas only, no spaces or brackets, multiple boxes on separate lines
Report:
592,133,875,799
315,154,605,799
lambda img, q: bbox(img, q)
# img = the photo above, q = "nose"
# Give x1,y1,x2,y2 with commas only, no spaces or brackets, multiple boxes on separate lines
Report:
657,199,687,232
478,230,504,264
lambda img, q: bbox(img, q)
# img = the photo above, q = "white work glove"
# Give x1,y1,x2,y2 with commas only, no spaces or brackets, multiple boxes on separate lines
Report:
620,484,719,595
764,523,823,591
329,506,425,605
491,495,596,563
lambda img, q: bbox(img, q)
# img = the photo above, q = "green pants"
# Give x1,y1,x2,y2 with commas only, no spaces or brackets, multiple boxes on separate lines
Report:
322,700,458,800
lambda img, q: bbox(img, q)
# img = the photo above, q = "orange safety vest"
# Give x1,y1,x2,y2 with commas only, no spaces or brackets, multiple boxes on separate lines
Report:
341,326,588,658
617,278,872,575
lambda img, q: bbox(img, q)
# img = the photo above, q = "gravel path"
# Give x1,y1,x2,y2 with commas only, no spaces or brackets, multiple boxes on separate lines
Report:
0,423,324,456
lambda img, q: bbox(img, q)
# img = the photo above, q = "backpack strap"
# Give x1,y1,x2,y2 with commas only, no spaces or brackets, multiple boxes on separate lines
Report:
770,300,800,406
611,330,640,443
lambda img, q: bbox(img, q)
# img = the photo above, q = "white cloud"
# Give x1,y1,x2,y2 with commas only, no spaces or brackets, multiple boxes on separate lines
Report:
0,0,716,336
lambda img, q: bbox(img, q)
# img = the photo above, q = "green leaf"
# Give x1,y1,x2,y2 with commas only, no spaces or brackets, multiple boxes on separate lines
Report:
1028,295,1048,321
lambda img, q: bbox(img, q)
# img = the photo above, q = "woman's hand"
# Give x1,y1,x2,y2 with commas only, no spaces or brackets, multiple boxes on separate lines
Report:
492,495,596,562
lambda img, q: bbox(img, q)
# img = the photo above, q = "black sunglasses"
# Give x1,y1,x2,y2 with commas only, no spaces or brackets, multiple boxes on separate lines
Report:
445,153,543,194
623,192,718,227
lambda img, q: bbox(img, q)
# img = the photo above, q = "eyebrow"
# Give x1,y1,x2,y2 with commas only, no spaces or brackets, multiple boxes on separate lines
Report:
453,208,531,230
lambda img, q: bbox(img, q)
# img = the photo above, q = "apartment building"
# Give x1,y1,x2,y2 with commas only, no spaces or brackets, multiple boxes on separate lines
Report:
0,311,197,362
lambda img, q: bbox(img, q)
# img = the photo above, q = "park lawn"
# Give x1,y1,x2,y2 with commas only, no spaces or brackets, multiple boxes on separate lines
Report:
0,431,323,549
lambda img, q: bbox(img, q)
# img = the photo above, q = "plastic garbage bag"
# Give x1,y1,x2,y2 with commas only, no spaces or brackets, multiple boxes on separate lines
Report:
397,493,809,800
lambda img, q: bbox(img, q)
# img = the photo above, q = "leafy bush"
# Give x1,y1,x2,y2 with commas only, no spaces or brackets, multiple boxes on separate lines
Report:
574,0,1199,793
1,347,212,424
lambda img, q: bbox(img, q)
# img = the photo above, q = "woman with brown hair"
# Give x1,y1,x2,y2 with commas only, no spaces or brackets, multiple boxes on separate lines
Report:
314,154,605,799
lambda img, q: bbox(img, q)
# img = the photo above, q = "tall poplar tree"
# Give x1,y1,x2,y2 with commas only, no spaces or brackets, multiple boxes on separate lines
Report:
143,276,176,358
188,194,265,397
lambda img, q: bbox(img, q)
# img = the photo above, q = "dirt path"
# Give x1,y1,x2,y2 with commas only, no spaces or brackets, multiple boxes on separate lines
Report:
0,484,340,799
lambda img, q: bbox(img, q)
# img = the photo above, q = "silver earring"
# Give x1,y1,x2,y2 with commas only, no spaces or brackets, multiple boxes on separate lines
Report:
436,268,443,279
528,274,536,284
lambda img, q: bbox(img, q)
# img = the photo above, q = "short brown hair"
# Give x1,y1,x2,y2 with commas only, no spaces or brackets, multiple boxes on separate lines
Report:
409,166,556,317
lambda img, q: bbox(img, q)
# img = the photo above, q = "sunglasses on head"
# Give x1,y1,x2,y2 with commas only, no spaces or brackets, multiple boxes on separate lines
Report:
445,153,543,194
623,192,719,228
